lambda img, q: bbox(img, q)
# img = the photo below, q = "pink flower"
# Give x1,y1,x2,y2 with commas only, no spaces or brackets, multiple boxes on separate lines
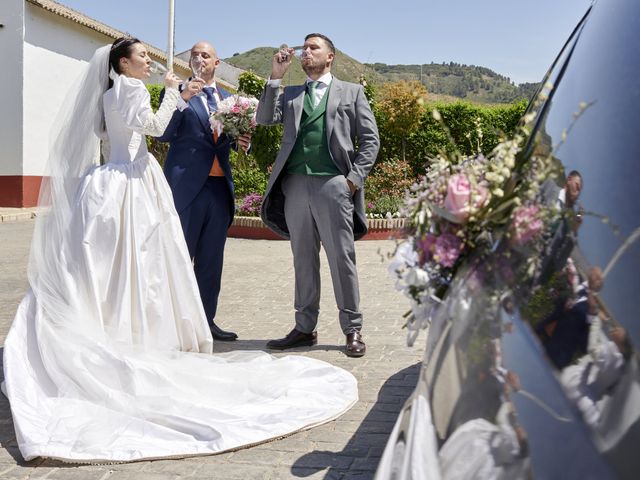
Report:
209,95,259,137
511,204,543,245
238,192,263,216
443,174,487,224
434,233,462,268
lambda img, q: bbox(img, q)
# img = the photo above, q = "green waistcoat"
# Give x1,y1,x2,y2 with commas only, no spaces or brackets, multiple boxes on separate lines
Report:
286,84,341,176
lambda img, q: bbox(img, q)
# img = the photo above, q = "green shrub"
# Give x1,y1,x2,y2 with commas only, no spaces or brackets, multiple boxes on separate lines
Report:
364,158,413,216
238,71,265,98
237,71,283,172
365,158,413,201
231,151,269,198
366,194,403,217
146,84,169,166
377,99,527,176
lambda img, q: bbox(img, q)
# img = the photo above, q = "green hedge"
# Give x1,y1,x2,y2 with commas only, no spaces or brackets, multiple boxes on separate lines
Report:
375,100,527,176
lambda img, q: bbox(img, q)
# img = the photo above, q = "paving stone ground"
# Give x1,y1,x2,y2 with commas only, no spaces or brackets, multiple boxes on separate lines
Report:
0,220,424,480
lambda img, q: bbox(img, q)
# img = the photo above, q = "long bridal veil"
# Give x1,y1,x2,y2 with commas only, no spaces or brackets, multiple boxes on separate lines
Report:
28,45,109,338
3,44,357,463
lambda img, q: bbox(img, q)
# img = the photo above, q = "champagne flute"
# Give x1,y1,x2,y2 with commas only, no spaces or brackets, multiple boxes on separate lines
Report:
149,60,168,75
278,44,305,62
190,55,205,79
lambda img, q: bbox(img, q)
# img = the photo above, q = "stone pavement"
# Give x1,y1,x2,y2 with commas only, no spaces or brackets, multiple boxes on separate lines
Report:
0,220,425,480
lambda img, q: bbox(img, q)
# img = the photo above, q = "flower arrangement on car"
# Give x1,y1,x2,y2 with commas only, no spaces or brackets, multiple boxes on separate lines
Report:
389,87,581,345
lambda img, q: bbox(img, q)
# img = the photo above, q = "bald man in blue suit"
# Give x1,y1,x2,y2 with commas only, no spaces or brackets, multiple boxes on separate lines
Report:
158,41,250,341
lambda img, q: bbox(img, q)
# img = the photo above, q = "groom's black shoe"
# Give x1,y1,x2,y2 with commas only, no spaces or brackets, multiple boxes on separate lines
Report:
210,323,238,341
267,329,317,350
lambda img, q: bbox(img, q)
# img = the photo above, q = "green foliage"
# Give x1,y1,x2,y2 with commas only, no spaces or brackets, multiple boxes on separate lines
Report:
230,151,269,198
366,194,403,217
251,125,283,171
359,74,376,104
235,71,283,171
238,71,265,98
146,83,169,166
377,99,527,176
365,158,413,203
376,81,428,161
364,159,414,215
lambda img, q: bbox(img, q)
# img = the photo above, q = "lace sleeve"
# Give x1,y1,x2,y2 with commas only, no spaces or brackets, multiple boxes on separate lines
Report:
141,88,180,137
110,75,181,138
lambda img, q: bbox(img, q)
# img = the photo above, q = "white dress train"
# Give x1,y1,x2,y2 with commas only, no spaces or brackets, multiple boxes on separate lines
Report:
2,74,358,463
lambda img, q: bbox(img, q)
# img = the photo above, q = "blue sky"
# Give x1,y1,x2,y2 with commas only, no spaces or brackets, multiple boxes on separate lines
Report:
58,0,592,84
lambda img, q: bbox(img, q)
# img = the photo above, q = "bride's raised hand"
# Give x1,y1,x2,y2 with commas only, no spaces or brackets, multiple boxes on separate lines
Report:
164,71,183,90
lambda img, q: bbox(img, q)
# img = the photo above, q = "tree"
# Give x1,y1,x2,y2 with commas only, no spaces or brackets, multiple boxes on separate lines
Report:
376,81,427,161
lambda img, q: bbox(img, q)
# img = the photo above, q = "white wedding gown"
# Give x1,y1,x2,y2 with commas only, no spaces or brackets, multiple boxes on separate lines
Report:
2,73,357,463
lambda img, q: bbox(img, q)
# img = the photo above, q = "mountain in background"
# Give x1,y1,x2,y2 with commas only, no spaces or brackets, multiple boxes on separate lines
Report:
224,48,539,104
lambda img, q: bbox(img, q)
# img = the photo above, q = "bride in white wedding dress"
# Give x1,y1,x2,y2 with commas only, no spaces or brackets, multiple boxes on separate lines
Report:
2,38,357,463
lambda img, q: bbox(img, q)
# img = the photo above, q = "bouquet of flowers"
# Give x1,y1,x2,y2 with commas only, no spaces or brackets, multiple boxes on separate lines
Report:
390,88,576,345
209,95,259,139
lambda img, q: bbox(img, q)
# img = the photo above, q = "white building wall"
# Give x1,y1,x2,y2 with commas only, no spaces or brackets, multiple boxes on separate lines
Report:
23,4,110,176
0,1,188,206
0,0,25,176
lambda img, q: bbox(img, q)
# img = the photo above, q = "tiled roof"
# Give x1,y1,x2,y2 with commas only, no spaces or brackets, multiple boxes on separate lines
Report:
25,0,235,89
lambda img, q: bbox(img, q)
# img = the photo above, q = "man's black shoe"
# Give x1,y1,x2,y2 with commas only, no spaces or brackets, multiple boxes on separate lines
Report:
210,323,238,341
267,329,317,350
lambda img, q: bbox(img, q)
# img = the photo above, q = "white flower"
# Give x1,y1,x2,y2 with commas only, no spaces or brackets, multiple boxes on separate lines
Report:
405,267,430,287
390,241,419,270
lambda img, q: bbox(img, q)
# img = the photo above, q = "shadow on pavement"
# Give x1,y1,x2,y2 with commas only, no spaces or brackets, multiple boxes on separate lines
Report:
213,340,344,354
291,362,421,479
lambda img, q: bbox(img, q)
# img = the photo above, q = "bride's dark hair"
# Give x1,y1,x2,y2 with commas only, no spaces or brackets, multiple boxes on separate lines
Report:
108,36,142,87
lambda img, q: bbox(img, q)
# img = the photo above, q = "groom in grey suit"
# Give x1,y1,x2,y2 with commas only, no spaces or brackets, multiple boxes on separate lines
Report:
256,33,379,357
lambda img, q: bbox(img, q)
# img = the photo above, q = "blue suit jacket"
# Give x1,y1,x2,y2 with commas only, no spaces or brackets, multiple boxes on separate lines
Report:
158,86,235,224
